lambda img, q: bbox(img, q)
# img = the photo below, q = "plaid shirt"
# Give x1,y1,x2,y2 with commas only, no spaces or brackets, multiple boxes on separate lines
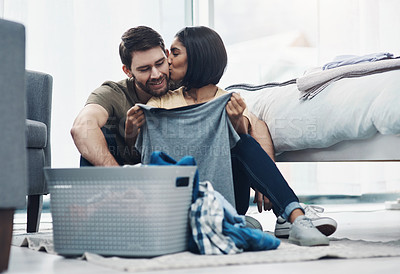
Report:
190,181,242,255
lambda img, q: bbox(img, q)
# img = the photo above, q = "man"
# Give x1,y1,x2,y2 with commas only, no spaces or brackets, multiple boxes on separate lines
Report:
71,26,170,166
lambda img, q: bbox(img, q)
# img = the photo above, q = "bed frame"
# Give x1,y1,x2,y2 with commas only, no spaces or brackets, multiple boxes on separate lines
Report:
275,133,400,162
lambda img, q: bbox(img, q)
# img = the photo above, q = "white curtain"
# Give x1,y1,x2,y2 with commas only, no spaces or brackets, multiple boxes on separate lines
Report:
318,0,400,63
3,0,186,167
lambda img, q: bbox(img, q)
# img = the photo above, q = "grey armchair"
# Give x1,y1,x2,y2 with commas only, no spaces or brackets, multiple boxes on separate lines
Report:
0,18,52,239
0,18,27,272
26,70,53,232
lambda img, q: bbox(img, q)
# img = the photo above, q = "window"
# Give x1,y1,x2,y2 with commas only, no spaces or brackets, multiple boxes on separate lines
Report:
209,0,400,196
3,0,187,168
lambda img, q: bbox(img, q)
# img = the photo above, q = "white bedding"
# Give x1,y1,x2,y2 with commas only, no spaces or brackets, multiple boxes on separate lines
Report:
229,70,400,154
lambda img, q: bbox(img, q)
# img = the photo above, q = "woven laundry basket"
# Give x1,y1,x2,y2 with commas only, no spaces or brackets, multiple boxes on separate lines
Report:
45,166,196,257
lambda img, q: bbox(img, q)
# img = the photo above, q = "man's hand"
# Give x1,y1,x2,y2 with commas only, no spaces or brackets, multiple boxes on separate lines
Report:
71,104,119,166
125,105,146,138
125,105,145,143
253,188,273,213
226,93,248,134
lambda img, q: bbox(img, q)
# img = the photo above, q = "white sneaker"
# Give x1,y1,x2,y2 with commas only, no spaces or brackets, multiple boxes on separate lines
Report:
274,204,337,238
274,216,291,238
288,215,329,246
245,215,263,231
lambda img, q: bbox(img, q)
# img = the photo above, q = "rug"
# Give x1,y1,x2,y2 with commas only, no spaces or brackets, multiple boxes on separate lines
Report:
12,232,400,272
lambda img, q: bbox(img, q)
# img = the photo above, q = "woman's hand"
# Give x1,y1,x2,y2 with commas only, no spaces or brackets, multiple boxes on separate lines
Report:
226,93,249,134
253,188,273,213
125,105,145,147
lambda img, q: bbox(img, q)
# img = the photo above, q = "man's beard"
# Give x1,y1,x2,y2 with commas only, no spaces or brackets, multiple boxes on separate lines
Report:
134,74,169,97
168,79,183,91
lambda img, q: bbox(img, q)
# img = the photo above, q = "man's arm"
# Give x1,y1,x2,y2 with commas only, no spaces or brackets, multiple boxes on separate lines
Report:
71,104,119,166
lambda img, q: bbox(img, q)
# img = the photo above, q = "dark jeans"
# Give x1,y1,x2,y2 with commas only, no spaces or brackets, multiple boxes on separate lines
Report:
80,127,125,166
231,134,299,218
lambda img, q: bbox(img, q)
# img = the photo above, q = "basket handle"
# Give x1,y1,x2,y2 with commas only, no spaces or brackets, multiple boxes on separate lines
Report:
176,177,190,187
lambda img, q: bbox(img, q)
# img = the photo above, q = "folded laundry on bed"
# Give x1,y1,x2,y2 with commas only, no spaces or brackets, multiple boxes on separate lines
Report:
297,58,400,100
322,52,395,70
190,181,280,255
225,79,296,91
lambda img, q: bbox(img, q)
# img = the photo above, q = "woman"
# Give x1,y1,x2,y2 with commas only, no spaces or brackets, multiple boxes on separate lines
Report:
128,26,329,246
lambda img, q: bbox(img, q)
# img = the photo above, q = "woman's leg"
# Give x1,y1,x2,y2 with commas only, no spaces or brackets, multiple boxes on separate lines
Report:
231,156,251,215
231,134,329,246
231,134,302,221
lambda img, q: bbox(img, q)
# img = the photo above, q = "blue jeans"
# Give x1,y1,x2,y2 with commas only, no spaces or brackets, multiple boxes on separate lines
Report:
231,134,302,221
80,127,125,166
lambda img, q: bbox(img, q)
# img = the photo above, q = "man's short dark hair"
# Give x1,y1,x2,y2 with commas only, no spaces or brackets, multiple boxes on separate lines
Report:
119,26,165,69
175,26,227,91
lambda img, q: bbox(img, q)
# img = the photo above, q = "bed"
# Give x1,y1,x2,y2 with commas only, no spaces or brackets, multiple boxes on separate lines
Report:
227,68,400,163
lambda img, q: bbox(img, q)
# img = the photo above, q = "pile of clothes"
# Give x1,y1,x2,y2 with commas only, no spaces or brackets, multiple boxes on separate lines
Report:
149,151,280,255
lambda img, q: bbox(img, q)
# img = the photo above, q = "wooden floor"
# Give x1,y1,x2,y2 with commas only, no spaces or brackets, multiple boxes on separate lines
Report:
7,203,400,274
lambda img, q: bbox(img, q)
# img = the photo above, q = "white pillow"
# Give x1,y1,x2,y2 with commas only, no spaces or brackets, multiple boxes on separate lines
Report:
369,70,400,134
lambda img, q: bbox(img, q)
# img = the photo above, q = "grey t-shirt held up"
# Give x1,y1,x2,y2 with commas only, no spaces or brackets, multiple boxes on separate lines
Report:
136,93,240,206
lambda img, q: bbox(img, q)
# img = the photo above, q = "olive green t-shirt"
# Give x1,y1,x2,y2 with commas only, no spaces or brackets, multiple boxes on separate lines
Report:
86,78,141,165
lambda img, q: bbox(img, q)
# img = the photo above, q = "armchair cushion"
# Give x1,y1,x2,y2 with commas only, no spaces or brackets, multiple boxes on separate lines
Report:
26,119,47,148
